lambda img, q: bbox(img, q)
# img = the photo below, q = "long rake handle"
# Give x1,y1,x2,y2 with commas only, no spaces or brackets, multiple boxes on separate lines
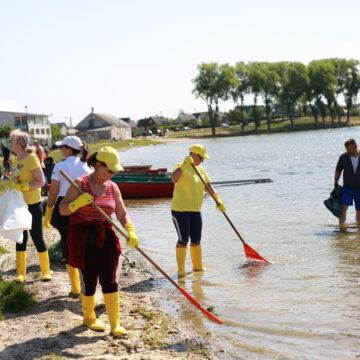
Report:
190,164,245,245
60,170,222,324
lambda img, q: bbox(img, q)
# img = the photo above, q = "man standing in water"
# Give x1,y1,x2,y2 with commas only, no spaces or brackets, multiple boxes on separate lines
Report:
335,138,360,225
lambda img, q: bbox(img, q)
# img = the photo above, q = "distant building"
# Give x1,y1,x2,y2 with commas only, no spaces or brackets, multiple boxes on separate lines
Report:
136,116,168,134
0,110,51,141
75,112,131,140
176,113,197,123
54,122,68,136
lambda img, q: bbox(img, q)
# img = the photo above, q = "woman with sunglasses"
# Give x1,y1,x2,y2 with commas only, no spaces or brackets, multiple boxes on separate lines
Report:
9,129,51,282
171,144,226,276
59,146,140,336
43,136,90,297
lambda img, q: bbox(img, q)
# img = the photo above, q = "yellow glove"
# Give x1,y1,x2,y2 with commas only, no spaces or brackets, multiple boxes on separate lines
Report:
214,193,226,212
13,182,30,192
179,156,193,170
69,193,94,213
124,222,140,248
43,206,54,229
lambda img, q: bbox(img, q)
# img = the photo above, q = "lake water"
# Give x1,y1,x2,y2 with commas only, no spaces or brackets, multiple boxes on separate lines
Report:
119,128,360,359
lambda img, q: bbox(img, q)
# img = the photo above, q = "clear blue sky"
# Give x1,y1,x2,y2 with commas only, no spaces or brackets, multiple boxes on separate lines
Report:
0,0,359,125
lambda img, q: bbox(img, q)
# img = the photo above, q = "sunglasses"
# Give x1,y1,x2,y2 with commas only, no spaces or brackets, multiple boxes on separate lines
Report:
99,161,116,174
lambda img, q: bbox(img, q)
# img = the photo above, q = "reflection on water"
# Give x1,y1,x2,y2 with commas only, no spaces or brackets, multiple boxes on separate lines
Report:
119,128,360,359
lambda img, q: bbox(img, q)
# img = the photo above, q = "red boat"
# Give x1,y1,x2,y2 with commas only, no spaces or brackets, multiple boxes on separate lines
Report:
112,168,174,199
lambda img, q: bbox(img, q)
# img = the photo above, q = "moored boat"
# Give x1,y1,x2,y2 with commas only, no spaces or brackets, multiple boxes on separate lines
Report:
111,167,273,199
111,171,174,199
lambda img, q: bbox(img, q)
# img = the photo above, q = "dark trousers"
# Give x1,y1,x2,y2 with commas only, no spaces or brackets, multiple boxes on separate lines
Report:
51,196,69,259
17,201,47,252
79,229,119,296
171,210,202,245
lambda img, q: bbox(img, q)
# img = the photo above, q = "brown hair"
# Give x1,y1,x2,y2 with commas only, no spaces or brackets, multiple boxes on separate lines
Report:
87,152,98,169
9,129,33,153
345,138,357,148
62,144,89,162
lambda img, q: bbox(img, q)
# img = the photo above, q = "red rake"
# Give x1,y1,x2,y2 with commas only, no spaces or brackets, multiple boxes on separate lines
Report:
60,170,223,325
190,164,271,264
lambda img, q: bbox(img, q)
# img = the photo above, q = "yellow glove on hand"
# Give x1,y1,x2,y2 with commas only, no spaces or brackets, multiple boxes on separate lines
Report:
124,222,140,248
214,193,226,212
179,156,194,170
13,182,30,192
43,206,54,229
69,193,94,213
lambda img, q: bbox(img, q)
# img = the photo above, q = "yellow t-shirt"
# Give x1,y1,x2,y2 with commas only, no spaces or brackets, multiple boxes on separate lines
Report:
13,153,42,205
171,163,210,212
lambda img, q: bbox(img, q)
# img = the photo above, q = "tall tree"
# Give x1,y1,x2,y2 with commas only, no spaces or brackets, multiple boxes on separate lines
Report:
247,62,265,131
232,61,249,132
308,60,337,127
192,63,237,136
278,62,309,129
258,62,280,131
342,59,360,123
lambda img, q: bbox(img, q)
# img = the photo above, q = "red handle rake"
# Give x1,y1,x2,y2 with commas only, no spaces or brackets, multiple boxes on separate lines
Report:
190,164,270,264
60,170,223,324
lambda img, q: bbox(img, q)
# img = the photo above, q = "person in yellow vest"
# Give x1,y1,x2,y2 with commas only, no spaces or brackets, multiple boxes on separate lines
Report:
9,129,51,282
171,144,226,276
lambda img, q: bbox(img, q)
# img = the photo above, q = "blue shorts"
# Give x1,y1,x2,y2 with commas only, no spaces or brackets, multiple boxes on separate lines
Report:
341,186,360,210
171,210,202,245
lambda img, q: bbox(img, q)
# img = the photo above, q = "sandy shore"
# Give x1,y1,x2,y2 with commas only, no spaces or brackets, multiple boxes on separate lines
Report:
0,228,216,359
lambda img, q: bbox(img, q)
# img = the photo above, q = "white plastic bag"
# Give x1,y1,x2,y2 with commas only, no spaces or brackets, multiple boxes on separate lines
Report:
0,189,32,243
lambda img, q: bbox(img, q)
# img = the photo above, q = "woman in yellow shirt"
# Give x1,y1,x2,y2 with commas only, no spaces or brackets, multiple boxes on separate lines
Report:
9,129,51,282
171,144,226,276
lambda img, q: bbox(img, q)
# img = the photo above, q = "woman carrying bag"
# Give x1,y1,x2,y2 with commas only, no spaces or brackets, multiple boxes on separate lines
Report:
9,129,51,282
59,146,140,336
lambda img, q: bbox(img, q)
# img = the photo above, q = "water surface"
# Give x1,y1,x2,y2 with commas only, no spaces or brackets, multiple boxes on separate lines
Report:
120,128,360,359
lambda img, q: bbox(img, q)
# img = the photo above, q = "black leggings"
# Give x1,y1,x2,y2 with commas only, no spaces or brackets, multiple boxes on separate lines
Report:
51,196,69,259
16,201,47,252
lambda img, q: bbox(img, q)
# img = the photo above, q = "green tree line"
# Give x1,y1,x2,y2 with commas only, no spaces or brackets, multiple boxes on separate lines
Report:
192,58,360,135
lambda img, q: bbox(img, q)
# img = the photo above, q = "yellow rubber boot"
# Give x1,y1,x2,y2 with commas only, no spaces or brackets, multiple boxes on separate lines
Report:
15,251,26,282
80,294,105,331
103,292,127,336
190,245,206,271
176,247,187,276
66,264,81,297
37,251,52,281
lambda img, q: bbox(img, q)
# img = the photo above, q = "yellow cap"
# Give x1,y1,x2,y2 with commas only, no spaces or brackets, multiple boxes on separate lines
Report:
189,144,210,159
97,146,124,172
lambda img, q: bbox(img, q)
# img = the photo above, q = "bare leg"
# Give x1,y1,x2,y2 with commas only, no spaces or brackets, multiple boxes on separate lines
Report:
339,205,348,226
355,210,360,223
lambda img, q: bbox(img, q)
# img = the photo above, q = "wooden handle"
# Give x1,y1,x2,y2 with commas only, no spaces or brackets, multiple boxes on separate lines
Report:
190,164,246,245
59,170,180,289
60,169,223,324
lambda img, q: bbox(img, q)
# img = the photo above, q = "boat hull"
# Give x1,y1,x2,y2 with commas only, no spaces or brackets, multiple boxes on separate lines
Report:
115,181,174,198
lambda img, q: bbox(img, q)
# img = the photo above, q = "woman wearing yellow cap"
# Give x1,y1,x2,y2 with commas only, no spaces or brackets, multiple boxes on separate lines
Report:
60,146,140,336
171,144,226,276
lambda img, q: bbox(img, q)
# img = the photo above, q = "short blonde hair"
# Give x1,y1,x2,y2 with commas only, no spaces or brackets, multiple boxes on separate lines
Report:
9,129,33,153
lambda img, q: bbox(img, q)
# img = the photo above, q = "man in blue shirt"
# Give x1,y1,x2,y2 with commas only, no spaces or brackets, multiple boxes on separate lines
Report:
335,138,360,225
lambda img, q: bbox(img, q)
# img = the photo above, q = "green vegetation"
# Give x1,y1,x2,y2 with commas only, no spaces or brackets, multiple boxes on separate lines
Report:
192,58,360,135
131,308,174,348
0,276,35,317
168,116,360,138
0,246,8,254
50,138,162,162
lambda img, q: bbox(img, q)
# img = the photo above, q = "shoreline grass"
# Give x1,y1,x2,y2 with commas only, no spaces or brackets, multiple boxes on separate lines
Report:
167,116,360,138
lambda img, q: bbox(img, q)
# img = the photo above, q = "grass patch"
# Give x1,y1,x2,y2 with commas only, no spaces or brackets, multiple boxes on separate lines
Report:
0,246,8,254
168,116,360,138
131,308,175,348
0,179,14,196
50,138,161,162
0,276,35,316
